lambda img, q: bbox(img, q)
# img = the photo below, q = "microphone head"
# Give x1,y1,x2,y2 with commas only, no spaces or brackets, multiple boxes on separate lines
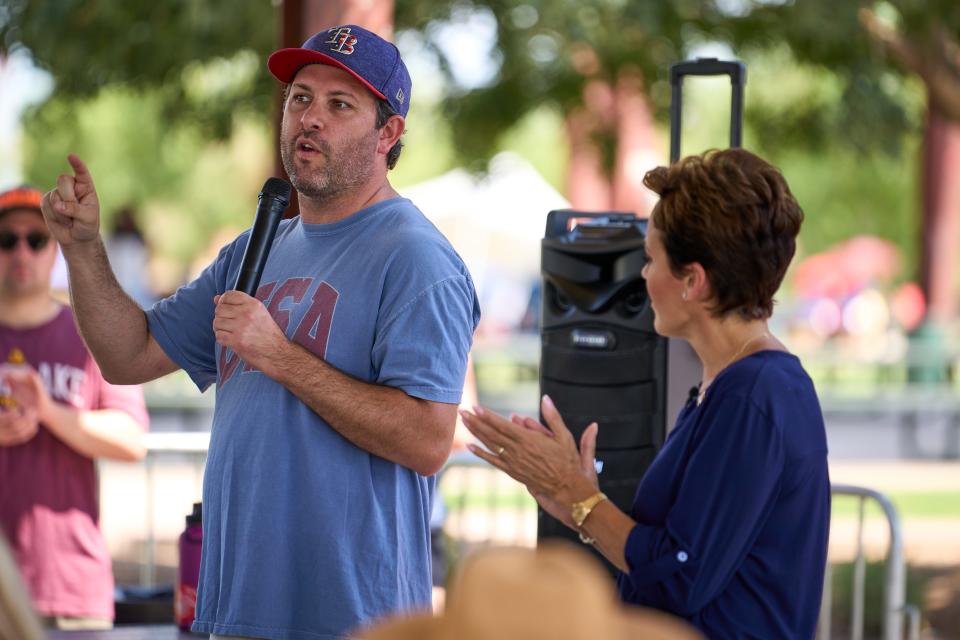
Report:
260,177,292,205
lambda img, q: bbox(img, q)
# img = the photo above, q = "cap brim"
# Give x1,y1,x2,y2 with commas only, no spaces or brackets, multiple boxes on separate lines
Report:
0,205,43,218
267,49,387,101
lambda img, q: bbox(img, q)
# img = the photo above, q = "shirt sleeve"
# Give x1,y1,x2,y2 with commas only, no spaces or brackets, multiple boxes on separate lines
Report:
95,374,150,430
80,347,149,428
372,275,480,404
622,392,785,616
145,243,238,392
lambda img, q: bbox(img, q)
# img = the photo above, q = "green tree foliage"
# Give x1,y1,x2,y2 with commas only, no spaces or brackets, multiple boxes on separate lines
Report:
680,54,920,269
21,87,273,277
0,0,276,138
721,1,960,157
1,1,279,278
723,1,960,315
393,0,946,164
0,0,937,283
392,1,936,279
395,0,714,170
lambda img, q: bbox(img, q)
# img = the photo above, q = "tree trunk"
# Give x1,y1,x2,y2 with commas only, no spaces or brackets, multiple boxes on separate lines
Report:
274,0,396,211
565,80,614,211
565,74,659,216
300,0,394,38
612,67,659,217
565,111,612,211
920,100,960,323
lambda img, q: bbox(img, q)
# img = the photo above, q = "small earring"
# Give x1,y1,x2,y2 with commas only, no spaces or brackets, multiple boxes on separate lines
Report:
682,291,688,300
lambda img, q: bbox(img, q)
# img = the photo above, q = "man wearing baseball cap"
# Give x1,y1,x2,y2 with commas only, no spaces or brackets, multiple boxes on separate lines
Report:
41,24,480,640
0,186,148,630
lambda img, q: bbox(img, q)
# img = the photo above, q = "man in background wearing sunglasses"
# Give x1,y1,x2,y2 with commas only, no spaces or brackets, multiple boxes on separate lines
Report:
0,186,149,631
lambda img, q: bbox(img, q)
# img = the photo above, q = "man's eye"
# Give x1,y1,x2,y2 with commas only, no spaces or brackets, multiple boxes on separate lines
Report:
293,94,309,103
332,100,351,109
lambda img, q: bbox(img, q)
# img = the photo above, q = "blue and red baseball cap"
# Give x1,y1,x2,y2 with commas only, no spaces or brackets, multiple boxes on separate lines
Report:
268,25,412,118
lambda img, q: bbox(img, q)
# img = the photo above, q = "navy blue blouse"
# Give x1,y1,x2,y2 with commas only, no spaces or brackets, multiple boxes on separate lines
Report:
618,351,830,639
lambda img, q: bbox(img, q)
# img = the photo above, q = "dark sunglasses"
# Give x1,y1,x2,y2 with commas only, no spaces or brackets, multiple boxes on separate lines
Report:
0,231,51,252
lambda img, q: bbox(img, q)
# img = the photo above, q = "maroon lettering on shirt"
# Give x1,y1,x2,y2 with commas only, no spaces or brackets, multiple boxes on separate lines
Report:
219,278,338,386
219,281,277,384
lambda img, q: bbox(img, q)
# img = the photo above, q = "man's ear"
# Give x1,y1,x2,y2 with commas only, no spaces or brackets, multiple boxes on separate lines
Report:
377,115,405,155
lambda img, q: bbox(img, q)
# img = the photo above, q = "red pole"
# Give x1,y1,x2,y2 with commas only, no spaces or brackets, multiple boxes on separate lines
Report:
920,99,960,324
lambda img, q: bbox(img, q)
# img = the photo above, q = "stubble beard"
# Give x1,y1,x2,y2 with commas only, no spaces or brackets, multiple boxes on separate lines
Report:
1,266,49,299
1,250,53,299
280,123,380,205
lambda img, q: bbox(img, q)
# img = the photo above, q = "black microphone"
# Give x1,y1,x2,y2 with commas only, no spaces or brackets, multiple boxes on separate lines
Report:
232,177,292,295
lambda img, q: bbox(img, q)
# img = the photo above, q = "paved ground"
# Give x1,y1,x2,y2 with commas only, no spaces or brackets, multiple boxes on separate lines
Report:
827,461,960,565
828,461,960,493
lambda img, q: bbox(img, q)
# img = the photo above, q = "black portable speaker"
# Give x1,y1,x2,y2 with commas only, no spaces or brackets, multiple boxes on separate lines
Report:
535,58,746,570
537,211,667,551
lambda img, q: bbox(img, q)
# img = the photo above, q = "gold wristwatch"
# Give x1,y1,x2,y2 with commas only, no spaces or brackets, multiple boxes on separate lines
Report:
570,491,607,544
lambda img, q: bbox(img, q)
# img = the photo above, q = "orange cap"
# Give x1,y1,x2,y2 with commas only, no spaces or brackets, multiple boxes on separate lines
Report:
0,186,43,215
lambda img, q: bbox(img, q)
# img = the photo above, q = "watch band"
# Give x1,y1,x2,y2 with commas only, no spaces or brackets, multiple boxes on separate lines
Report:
570,491,608,544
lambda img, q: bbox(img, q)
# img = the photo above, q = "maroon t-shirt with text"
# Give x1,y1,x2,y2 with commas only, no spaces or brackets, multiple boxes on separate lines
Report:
0,305,148,619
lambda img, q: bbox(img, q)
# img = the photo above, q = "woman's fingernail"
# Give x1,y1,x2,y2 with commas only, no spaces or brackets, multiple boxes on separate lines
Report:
472,405,484,416
542,394,554,409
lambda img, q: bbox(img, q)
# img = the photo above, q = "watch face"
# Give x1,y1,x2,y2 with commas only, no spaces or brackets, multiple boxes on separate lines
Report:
572,502,591,527
571,493,605,528
572,506,586,527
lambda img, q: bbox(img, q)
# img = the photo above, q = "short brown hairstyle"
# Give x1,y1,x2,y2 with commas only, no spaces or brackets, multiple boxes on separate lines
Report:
643,148,804,320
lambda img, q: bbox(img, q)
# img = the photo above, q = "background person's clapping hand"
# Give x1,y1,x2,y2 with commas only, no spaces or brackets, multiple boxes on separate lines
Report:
0,365,44,447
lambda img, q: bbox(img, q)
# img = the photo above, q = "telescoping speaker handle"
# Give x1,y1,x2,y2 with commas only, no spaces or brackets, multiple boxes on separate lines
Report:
543,210,640,240
669,58,747,163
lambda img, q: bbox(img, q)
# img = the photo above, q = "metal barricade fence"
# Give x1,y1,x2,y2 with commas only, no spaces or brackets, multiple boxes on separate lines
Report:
438,461,925,640
115,440,923,640
100,432,210,587
818,484,921,640
436,452,538,563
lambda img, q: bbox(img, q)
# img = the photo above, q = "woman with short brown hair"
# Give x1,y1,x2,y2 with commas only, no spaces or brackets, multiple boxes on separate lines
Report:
462,148,830,639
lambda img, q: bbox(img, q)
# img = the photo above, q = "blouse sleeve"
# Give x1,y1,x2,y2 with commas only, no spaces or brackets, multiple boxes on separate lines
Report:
622,392,785,615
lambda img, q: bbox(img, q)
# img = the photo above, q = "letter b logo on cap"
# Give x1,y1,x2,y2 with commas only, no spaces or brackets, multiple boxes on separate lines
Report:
326,27,358,55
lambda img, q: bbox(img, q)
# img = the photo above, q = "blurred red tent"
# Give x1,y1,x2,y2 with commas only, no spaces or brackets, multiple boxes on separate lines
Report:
793,235,902,299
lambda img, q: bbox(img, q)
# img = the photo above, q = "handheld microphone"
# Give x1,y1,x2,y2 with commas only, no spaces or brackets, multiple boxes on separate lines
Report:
232,177,292,295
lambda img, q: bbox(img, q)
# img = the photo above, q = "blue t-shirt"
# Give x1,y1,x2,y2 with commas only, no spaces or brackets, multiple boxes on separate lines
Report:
618,351,830,640
146,197,480,640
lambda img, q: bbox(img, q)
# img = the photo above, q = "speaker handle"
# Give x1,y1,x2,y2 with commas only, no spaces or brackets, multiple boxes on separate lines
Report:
545,209,641,239
669,58,747,163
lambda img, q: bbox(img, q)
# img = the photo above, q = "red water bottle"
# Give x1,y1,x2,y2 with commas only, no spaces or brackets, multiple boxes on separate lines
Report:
175,502,202,631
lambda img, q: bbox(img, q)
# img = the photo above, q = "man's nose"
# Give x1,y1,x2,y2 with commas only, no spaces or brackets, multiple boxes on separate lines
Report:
12,239,35,258
300,102,325,131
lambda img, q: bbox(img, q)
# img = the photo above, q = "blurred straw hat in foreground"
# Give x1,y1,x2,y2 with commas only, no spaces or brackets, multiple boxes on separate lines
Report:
353,541,703,640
